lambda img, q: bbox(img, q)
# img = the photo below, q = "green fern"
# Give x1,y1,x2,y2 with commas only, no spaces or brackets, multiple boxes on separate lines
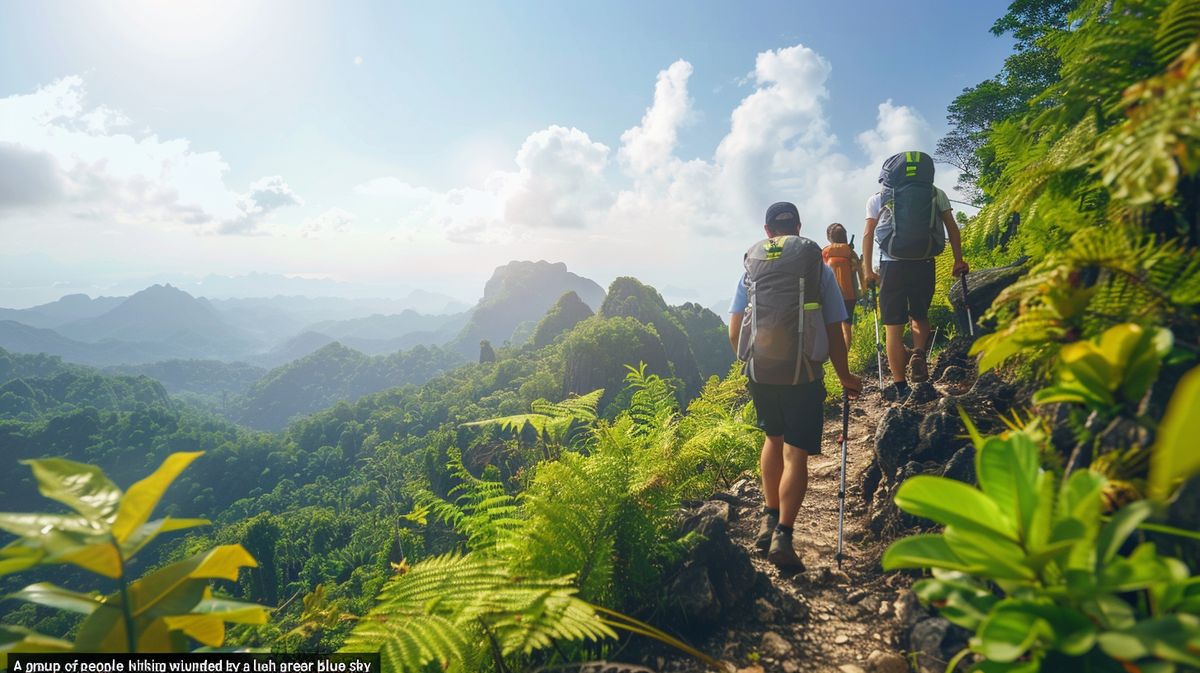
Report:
340,553,615,673
1154,0,1200,66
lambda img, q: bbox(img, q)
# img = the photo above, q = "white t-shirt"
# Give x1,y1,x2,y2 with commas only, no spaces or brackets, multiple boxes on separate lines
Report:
865,187,952,263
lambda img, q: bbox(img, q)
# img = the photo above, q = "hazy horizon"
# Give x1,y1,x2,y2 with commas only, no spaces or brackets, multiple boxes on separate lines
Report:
1,1,1008,309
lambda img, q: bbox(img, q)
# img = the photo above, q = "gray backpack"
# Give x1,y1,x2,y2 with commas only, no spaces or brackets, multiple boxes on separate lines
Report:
736,235,829,385
874,151,946,260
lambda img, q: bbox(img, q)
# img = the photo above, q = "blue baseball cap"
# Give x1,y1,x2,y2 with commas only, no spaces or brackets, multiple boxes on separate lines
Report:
765,201,801,230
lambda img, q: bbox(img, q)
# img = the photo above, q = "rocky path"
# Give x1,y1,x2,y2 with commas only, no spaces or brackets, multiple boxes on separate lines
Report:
659,339,1001,673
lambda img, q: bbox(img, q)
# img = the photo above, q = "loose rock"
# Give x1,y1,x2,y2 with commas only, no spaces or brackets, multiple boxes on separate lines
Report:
867,650,908,673
760,631,792,658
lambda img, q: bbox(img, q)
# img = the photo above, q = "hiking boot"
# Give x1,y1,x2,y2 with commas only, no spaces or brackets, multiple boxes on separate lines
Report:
882,382,911,403
755,510,779,552
767,529,806,570
910,349,929,383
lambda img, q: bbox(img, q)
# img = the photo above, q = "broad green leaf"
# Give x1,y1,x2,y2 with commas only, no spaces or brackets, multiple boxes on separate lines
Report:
0,624,74,666
1026,471,1057,553
192,596,270,624
0,546,44,577
112,452,203,544
129,545,256,619
20,458,123,523
975,606,1042,662
1026,517,1087,569
1096,500,1155,566
160,614,226,647
0,512,98,538
1097,614,1200,668
1007,601,1097,656
894,476,1018,540
943,526,1036,581
74,545,259,653
1081,594,1136,630
120,517,211,560
976,432,1043,539
59,541,122,579
7,582,101,615
882,534,972,572
1059,343,1114,403
1149,366,1200,500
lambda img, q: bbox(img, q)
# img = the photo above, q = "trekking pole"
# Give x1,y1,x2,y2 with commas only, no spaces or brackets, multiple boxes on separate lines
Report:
960,271,976,337
836,391,849,570
870,283,885,390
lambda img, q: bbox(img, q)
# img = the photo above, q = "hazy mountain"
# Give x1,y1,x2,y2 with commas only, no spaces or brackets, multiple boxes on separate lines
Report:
305,310,468,342
57,284,254,352
529,291,594,349
235,342,465,431
452,261,605,355
0,320,190,366
0,294,126,329
256,331,338,367
106,359,266,397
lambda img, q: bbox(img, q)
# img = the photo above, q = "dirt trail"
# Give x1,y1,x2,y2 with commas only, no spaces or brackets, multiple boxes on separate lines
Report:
663,375,945,673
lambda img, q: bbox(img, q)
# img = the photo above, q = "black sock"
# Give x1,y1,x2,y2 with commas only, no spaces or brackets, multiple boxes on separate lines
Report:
775,524,793,535
763,507,779,518
894,380,909,392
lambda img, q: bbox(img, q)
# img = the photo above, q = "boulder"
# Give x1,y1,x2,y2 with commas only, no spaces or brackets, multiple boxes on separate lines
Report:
942,446,977,485
911,617,951,673
968,371,1016,408
861,459,883,506
666,499,764,633
867,650,909,673
914,402,966,464
760,631,793,658
947,261,1026,336
910,616,972,673
930,336,974,382
875,407,922,478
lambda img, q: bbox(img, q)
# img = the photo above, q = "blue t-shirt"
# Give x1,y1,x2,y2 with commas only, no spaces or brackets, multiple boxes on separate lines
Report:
728,264,849,325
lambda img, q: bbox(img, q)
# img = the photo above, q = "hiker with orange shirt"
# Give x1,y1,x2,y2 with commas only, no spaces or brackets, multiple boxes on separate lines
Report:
821,223,865,349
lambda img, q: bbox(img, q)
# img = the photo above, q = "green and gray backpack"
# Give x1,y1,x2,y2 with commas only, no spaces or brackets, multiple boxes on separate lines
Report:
736,235,829,385
874,150,946,260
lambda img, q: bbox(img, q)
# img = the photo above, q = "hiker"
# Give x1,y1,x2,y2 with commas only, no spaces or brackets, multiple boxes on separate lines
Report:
862,151,968,401
822,222,866,349
728,201,863,570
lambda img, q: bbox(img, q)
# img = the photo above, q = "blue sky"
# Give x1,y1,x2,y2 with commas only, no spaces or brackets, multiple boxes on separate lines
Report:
0,0,1014,308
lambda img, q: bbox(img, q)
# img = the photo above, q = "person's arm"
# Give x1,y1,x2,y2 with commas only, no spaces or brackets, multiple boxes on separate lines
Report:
826,322,860,398
862,217,879,284
821,266,862,397
942,210,969,277
728,313,743,354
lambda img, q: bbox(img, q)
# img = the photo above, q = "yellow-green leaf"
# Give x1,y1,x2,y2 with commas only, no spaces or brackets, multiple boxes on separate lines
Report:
20,458,123,524
1149,366,1200,499
160,615,226,648
59,541,123,579
112,452,203,544
6,582,102,615
120,518,211,560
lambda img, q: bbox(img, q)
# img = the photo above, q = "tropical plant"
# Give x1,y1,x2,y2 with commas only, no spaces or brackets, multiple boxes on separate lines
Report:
0,452,266,658
883,412,1200,671
1032,323,1173,418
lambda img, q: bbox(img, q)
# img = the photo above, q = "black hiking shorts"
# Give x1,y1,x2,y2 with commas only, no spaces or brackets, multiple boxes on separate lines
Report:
879,259,936,325
747,379,826,454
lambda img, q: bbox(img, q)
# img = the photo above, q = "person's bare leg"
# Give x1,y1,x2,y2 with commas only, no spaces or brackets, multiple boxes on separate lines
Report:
841,322,853,351
778,444,810,527
910,317,931,353
760,435,784,509
885,324,907,382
